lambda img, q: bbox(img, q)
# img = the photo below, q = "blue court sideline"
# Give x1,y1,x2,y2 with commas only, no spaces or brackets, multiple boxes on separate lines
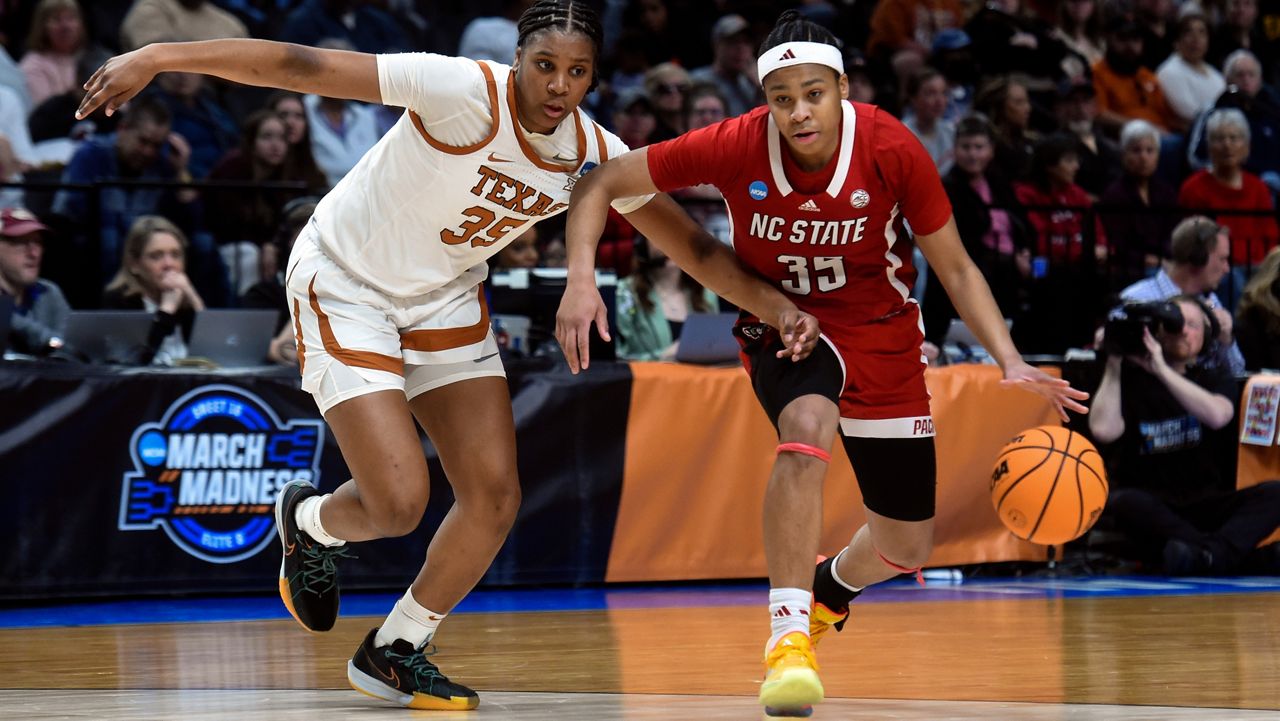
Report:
2,576,1278,629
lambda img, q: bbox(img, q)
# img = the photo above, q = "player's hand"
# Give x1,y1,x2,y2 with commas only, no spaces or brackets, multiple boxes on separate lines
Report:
555,280,610,374
999,360,1090,421
775,310,820,362
77,47,158,119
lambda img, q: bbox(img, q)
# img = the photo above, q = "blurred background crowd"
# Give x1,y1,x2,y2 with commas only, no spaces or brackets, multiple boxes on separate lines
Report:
1,0,1279,369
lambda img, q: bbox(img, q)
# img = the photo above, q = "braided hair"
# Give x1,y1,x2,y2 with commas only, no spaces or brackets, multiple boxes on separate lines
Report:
517,0,604,91
758,10,841,59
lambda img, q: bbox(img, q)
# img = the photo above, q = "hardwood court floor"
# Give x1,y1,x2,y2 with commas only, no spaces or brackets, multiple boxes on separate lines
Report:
2,583,1279,719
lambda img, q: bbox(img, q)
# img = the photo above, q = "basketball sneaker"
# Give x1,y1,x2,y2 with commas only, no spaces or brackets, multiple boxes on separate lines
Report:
808,600,851,646
348,627,480,710
276,479,352,632
759,632,823,715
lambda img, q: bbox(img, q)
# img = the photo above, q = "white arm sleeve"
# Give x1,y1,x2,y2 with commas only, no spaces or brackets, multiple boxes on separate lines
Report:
377,53,497,147
600,129,654,215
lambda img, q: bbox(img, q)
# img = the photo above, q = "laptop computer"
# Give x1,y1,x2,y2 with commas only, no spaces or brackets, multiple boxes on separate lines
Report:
186,309,277,367
675,312,740,365
61,310,153,363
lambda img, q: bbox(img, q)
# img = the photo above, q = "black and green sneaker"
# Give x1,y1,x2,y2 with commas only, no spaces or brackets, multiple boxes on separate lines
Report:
275,479,351,632
348,627,480,710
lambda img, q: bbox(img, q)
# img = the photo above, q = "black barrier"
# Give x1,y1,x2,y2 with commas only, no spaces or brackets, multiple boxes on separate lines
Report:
0,358,632,600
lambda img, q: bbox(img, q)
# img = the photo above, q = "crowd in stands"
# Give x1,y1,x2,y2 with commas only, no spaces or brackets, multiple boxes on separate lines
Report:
0,0,1277,576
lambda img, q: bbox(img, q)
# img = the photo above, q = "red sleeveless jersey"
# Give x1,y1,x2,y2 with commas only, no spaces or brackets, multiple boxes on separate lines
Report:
647,101,951,337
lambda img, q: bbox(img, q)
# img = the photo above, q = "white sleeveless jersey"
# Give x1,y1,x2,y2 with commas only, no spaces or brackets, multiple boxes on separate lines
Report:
309,54,648,300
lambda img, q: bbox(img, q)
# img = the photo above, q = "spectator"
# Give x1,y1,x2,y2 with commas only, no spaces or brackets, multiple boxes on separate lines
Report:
620,0,681,68
148,71,239,178
120,0,248,52
1093,16,1180,135
1186,50,1280,186
1156,12,1225,128
1015,133,1108,353
610,85,655,151
1133,0,1174,72
902,67,955,174
929,30,974,119
1207,0,1264,71
0,44,31,115
1178,107,1280,301
19,0,98,108
866,0,964,87
243,196,316,367
689,14,761,118
1054,78,1120,197
266,90,329,193
614,235,717,361
52,97,201,283
304,40,382,187
277,0,410,55
1234,246,1280,371
643,62,690,144
672,83,731,246
457,0,527,65
207,109,303,295
0,83,35,209
1090,294,1280,575
101,215,205,366
1052,0,1105,69
1099,119,1179,283
975,75,1037,181
1119,215,1245,374
490,226,539,270
922,115,1032,347
964,0,1078,85
0,207,68,355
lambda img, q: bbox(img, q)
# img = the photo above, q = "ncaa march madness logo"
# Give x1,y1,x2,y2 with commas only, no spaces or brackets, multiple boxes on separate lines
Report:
119,384,325,563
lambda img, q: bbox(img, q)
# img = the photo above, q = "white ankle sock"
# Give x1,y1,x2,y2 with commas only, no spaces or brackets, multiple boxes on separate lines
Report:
295,494,345,547
830,548,864,593
767,587,812,651
375,589,445,648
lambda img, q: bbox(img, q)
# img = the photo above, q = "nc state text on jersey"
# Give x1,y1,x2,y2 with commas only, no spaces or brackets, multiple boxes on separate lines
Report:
749,212,869,245
470,165,567,217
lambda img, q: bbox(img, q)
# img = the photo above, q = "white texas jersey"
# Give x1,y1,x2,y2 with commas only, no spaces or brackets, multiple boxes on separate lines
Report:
309,53,649,299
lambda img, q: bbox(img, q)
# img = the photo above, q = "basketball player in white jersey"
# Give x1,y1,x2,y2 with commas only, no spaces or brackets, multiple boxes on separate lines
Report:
78,0,821,710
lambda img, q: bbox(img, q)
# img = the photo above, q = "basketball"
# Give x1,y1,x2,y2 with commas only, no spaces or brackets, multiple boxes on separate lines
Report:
990,425,1108,545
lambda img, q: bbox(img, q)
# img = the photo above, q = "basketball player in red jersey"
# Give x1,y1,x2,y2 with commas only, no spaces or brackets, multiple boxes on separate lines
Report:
557,10,1090,716
78,1,821,711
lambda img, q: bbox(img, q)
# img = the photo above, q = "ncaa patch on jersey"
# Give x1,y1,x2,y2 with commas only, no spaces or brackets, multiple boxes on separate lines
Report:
850,189,870,208
119,385,325,563
749,180,769,200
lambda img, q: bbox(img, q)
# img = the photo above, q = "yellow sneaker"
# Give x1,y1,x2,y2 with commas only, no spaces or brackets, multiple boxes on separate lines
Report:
759,632,823,714
809,601,850,647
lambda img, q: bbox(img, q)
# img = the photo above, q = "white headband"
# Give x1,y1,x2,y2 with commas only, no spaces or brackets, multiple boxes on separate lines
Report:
756,41,844,86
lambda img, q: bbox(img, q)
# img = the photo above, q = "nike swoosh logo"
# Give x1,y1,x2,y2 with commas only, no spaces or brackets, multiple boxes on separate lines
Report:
474,352,499,363
552,154,576,162
428,614,444,621
487,152,511,163
375,663,400,686
284,540,296,556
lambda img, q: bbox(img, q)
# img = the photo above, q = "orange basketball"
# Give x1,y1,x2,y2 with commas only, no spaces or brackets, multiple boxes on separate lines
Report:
990,425,1109,545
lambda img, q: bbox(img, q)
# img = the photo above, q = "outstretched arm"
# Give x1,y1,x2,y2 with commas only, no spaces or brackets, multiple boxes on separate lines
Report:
79,39,379,118
557,148,818,372
918,217,1090,420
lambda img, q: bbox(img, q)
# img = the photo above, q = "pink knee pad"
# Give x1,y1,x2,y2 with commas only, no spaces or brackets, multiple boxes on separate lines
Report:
776,442,831,463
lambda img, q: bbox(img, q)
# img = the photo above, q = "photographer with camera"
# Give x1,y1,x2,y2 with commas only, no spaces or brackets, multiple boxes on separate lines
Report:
1090,295,1280,575
1119,215,1245,375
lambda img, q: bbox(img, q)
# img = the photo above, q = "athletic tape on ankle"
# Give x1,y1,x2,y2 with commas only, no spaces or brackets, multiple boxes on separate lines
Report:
776,442,831,463
876,548,925,586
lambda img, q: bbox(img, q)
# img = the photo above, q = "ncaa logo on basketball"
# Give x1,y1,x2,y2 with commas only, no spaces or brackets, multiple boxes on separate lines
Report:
749,181,769,200
850,189,870,208
119,384,325,563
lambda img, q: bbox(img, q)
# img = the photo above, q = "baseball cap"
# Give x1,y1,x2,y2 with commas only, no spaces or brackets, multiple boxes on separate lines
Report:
932,29,971,53
0,208,48,237
712,14,749,42
1056,77,1096,100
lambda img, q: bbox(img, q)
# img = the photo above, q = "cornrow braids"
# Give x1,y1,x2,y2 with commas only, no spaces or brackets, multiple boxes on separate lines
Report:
517,0,604,91
758,9,841,57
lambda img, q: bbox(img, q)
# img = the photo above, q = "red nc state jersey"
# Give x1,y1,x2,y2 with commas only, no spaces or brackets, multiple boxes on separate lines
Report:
647,101,952,336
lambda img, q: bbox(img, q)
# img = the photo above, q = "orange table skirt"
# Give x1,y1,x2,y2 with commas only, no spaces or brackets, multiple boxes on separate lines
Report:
606,362,1060,583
